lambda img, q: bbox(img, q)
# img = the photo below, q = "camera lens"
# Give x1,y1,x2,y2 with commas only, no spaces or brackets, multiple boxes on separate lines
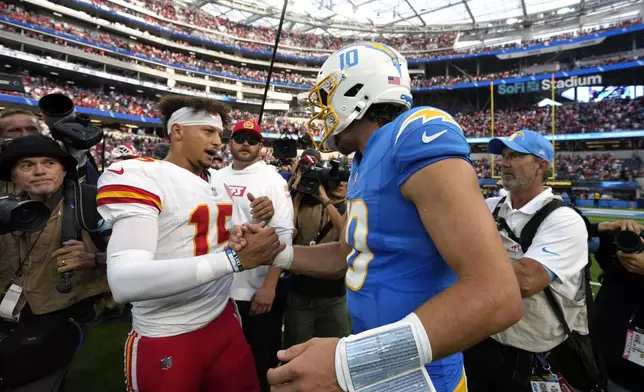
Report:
9,201,51,233
614,230,644,254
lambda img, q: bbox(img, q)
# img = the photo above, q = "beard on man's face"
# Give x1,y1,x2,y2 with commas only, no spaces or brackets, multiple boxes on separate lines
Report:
232,143,259,162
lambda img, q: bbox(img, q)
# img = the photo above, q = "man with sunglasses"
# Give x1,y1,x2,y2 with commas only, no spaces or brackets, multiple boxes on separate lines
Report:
211,120,294,392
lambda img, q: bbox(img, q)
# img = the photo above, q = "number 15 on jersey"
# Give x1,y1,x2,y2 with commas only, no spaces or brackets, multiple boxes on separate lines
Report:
345,199,373,291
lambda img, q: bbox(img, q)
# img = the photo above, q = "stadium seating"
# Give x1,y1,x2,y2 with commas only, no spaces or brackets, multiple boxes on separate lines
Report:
473,153,643,181
0,0,642,184
80,0,641,60
1,2,640,91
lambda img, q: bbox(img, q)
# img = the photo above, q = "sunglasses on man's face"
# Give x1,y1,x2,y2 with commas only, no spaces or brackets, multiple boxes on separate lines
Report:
232,132,261,146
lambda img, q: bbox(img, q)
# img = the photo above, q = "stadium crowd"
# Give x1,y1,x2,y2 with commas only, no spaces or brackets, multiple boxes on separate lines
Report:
6,70,643,140
1,2,640,91
84,0,458,55
0,3,314,87
473,153,643,181
84,0,642,60
456,97,644,136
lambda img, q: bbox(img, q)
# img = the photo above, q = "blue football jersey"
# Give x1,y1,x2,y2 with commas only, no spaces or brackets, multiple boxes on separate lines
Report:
344,106,471,392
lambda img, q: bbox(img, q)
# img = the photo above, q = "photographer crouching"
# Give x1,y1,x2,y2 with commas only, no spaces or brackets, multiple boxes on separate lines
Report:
0,136,109,392
284,150,351,348
591,220,644,392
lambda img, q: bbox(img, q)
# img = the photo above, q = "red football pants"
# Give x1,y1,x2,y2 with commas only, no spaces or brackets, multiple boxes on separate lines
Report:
124,301,259,392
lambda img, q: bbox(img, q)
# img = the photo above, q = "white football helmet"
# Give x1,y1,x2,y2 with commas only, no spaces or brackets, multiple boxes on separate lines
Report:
111,145,138,160
307,42,412,151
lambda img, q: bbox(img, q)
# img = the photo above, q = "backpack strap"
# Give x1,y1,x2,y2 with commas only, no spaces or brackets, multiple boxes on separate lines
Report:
491,197,522,245
491,196,506,220
519,198,566,253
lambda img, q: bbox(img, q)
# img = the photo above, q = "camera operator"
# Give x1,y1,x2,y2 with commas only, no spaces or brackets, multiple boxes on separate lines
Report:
287,149,320,196
0,135,109,391
591,220,644,392
211,120,294,392
464,130,604,391
0,106,100,187
283,157,350,348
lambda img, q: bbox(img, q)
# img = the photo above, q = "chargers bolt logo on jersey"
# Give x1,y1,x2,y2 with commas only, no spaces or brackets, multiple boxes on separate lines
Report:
395,108,462,146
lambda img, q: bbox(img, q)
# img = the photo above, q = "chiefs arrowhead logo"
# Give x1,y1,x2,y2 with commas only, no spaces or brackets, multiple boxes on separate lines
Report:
243,121,255,129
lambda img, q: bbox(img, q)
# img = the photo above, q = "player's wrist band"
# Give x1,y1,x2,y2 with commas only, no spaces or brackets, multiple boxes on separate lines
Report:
226,249,244,272
272,245,293,270
334,312,432,392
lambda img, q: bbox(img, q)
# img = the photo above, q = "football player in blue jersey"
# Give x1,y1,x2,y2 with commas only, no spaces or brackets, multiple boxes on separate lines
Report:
229,43,522,392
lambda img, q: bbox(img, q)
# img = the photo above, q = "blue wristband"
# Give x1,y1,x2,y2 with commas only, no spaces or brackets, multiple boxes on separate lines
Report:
226,249,244,272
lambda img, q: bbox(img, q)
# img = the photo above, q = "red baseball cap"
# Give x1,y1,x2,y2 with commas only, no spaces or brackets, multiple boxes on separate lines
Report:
232,120,262,138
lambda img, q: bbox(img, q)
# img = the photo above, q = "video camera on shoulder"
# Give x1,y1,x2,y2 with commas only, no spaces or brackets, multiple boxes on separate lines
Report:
39,93,103,150
297,159,350,195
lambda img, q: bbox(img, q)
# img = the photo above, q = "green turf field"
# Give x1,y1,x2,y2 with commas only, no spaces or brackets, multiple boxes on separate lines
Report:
63,214,644,392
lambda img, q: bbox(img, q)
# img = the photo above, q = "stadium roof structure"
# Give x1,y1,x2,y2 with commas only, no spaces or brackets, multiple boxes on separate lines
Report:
188,0,643,36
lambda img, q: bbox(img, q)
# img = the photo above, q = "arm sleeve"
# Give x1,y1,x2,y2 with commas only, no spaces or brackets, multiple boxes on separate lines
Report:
106,216,235,303
391,111,471,187
267,177,295,246
97,162,164,224
523,208,588,294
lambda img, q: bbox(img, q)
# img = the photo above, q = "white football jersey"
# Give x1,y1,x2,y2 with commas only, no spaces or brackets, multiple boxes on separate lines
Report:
97,158,233,337
209,161,294,301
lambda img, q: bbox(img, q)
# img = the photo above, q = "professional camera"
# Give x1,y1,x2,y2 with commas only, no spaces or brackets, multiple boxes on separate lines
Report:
39,93,103,150
0,195,51,235
298,159,350,195
614,230,644,254
40,93,105,292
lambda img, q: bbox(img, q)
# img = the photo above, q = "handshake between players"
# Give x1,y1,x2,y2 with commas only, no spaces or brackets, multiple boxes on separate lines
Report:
228,221,285,271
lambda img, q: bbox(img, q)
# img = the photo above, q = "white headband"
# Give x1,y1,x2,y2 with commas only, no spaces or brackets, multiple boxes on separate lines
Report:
167,107,223,131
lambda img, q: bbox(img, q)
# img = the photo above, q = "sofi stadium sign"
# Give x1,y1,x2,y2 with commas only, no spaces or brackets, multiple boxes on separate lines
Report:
498,75,603,95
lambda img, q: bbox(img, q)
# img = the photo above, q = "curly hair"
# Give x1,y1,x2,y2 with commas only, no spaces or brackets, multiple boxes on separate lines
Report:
158,95,232,137
363,103,408,127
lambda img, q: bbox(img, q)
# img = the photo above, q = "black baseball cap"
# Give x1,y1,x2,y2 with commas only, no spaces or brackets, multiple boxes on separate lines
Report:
0,135,78,181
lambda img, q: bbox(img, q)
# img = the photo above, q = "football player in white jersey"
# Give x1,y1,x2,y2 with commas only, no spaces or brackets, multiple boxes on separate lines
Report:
97,96,284,392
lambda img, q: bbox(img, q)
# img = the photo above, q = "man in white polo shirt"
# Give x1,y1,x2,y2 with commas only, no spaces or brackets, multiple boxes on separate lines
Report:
211,119,294,392
464,130,596,391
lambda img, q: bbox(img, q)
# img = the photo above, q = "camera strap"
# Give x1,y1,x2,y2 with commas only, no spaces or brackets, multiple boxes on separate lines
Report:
310,201,346,246
13,228,45,282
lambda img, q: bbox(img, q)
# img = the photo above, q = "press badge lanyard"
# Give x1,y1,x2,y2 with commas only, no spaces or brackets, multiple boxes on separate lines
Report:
529,354,575,392
0,230,44,321
623,310,644,368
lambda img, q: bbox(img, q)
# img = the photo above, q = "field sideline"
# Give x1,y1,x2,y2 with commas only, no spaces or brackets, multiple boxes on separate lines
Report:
64,214,644,392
